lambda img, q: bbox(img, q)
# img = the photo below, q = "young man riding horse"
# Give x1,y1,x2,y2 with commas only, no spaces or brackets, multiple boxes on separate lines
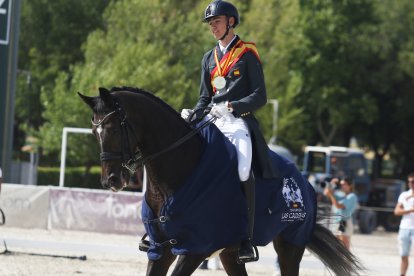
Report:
181,0,278,263
79,2,364,275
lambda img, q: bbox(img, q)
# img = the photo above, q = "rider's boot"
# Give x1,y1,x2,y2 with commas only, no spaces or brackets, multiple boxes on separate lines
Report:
237,172,259,264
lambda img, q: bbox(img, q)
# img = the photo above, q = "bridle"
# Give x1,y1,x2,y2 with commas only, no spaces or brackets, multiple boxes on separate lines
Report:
91,99,215,175
91,102,142,174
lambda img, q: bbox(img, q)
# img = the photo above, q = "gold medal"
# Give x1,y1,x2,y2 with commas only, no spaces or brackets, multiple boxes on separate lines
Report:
213,76,226,90
212,40,243,93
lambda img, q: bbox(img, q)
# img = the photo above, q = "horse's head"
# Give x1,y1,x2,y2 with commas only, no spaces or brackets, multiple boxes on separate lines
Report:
79,86,205,198
78,87,135,191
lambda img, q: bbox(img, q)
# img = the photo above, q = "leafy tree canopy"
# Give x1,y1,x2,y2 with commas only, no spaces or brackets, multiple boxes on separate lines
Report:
15,0,414,177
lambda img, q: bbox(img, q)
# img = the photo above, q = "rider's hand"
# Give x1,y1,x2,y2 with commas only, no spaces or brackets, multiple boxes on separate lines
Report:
210,102,233,118
181,109,194,122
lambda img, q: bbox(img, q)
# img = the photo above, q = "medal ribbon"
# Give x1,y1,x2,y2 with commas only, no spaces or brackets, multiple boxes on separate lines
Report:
211,40,261,94
213,40,242,78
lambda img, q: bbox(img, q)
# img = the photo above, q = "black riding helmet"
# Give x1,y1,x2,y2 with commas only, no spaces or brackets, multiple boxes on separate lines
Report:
203,0,240,28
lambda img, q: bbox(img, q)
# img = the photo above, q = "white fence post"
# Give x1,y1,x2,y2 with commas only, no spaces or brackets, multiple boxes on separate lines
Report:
59,127,93,187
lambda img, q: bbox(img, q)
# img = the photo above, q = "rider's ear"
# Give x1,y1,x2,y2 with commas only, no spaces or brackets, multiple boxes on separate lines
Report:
229,16,235,28
78,92,96,110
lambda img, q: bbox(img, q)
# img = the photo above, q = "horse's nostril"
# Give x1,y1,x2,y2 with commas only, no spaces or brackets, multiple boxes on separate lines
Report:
102,173,116,189
108,173,120,186
102,182,110,189
108,173,117,181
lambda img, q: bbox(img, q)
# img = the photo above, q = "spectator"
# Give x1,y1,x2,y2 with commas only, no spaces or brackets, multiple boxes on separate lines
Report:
394,172,414,276
0,166,2,194
330,156,345,178
323,177,358,249
0,166,3,225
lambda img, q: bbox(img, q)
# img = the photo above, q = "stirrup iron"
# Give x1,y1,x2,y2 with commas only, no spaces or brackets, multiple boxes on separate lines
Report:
138,233,150,252
237,241,259,264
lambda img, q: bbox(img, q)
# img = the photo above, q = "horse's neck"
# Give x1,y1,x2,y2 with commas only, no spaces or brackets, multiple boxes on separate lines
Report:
143,125,203,215
144,130,203,193
146,172,169,202
121,95,204,206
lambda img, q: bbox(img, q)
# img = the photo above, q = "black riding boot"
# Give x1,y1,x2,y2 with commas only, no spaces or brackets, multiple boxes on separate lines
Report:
237,173,259,263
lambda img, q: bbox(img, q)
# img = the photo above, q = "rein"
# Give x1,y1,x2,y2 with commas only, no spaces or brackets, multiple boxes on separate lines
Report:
92,100,215,174
140,116,216,164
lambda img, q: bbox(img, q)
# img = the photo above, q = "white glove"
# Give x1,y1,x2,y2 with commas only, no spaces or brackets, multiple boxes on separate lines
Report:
181,109,194,121
210,102,233,118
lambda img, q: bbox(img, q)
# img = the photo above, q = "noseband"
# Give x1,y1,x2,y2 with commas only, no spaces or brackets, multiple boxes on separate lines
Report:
91,99,215,175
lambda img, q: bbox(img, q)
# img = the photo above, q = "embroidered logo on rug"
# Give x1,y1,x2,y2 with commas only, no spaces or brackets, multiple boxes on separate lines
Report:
281,177,307,222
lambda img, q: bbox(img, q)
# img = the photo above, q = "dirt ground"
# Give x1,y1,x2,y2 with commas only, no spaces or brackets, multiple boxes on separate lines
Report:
0,226,404,275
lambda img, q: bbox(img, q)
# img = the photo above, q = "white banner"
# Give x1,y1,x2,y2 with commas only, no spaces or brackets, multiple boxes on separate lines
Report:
49,188,145,235
0,184,49,228
0,184,145,235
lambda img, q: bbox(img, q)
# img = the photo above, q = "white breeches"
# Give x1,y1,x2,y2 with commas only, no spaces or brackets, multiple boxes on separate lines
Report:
211,113,252,181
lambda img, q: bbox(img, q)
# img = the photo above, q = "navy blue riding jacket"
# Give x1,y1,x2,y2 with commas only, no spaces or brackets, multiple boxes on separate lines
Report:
194,35,279,179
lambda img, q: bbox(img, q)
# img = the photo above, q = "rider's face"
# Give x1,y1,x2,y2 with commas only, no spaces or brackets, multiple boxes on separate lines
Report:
208,16,228,40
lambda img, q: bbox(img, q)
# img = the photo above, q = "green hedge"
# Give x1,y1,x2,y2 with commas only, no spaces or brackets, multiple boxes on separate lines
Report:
38,166,103,189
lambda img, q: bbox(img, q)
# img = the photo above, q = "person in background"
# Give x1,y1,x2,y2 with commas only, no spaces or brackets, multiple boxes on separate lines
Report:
330,156,345,178
181,0,278,263
0,166,2,194
324,177,358,249
394,172,414,276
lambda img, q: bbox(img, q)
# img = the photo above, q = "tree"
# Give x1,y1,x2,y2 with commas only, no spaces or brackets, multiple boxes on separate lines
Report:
233,0,309,153
290,0,380,146
358,0,414,178
288,0,414,177
37,0,212,165
16,0,109,163
19,0,414,179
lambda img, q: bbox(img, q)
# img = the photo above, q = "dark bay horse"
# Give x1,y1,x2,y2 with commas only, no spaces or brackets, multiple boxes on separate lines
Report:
78,87,363,276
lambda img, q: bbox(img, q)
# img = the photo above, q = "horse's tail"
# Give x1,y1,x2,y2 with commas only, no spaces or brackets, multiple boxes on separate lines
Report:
306,222,365,276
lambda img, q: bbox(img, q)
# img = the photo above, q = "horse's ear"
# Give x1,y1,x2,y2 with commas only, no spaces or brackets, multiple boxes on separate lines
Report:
99,87,115,107
99,87,110,95
78,92,96,110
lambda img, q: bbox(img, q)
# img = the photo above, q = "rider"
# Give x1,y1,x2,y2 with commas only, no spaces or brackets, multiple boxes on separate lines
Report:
181,0,279,263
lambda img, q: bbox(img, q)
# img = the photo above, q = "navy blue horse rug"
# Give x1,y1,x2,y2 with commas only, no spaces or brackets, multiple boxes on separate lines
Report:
142,123,316,260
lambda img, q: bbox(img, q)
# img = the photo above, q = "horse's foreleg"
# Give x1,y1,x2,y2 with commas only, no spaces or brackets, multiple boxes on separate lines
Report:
170,254,208,276
273,235,305,276
146,249,177,276
219,250,248,276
